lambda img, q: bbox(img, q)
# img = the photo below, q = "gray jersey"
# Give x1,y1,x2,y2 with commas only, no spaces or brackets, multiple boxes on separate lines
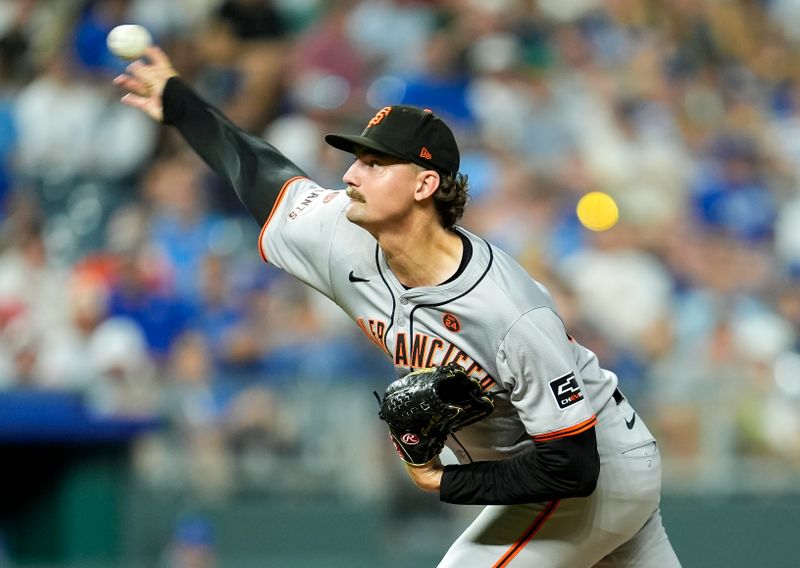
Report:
260,177,619,463
158,76,680,568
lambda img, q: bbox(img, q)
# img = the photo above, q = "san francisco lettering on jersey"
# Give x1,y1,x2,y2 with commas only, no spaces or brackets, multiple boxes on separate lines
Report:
356,317,495,388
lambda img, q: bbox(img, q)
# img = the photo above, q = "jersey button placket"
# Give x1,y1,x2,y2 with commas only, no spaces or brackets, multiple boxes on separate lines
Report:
398,296,409,326
397,296,410,327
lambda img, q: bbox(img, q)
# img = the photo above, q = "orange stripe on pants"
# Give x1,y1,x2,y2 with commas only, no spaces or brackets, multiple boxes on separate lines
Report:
492,500,560,568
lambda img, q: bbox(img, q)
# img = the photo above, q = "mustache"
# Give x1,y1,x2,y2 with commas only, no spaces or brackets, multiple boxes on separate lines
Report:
346,187,365,202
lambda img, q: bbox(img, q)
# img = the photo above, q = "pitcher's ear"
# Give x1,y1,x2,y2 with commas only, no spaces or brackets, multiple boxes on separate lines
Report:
414,169,441,202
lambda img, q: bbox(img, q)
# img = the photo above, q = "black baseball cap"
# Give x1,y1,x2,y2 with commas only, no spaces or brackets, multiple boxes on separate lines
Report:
325,105,460,177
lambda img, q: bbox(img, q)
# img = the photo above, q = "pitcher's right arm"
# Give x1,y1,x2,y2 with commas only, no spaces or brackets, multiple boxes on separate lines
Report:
115,46,305,225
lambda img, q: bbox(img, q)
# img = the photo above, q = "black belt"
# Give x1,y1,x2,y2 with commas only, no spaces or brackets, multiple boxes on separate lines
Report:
613,387,625,405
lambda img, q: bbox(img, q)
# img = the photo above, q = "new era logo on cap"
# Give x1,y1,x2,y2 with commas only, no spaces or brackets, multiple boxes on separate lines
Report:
324,105,460,177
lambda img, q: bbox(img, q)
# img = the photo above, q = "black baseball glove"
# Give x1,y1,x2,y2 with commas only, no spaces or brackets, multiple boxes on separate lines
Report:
376,363,495,466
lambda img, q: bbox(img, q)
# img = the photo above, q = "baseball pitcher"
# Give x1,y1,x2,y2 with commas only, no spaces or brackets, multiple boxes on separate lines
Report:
115,47,681,567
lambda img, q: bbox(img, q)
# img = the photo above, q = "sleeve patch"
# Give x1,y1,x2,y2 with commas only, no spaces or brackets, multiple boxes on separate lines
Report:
548,372,584,410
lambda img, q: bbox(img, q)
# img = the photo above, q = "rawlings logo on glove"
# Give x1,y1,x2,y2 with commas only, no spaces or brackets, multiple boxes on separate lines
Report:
376,363,495,465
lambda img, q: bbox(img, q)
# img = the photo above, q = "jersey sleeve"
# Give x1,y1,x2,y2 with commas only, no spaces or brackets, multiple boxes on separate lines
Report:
258,177,350,299
495,307,596,442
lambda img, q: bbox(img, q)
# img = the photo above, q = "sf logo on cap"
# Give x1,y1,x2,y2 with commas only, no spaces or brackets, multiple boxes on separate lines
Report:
368,107,392,126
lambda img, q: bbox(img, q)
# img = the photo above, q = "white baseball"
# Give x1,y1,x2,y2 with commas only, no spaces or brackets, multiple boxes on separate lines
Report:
107,24,152,60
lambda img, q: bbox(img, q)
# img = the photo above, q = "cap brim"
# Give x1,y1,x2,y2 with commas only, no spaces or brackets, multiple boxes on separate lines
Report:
324,133,406,160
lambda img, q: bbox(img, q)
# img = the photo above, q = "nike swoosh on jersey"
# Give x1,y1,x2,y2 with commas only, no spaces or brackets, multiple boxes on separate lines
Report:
625,413,636,430
348,270,370,283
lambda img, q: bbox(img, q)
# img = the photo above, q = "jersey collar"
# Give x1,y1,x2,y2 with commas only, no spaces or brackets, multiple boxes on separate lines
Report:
376,227,492,301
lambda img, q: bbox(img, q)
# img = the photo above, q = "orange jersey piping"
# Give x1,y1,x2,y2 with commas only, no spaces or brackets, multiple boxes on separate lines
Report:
531,415,597,443
257,175,307,263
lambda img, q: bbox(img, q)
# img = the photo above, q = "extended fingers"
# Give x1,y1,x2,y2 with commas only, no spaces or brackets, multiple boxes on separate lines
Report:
120,92,150,110
120,93,143,112
113,73,150,97
111,45,173,122
120,93,163,122
124,56,176,96
126,59,156,84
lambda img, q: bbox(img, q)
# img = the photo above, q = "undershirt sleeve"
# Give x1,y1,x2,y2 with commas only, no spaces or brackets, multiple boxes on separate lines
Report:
439,427,599,505
162,76,306,225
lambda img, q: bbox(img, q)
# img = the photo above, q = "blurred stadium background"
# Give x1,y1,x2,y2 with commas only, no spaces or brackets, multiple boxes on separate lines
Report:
1,0,799,566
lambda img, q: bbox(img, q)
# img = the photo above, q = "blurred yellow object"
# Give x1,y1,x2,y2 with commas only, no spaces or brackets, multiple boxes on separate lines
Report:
576,191,619,231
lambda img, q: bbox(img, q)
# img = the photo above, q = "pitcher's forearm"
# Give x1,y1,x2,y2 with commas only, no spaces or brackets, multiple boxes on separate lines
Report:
162,77,306,224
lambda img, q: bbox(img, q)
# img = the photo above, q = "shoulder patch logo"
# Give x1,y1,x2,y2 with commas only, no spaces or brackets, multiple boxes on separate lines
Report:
323,192,339,204
549,372,584,410
442,313,461,332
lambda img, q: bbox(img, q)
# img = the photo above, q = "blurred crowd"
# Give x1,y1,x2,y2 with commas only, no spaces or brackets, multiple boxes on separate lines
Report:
1,0,800,508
